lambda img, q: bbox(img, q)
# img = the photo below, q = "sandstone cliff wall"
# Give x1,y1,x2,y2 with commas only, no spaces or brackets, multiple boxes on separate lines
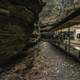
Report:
0,0,45,63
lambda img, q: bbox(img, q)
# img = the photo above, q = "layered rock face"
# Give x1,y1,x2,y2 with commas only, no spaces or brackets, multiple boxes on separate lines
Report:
0,0,45,63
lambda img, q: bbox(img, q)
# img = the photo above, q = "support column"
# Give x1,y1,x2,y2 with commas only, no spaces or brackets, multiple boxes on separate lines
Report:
68,26,70,53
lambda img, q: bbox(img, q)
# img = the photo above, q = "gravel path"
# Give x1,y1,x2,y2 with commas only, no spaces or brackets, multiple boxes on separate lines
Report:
0,41,80,80
38,41,80,80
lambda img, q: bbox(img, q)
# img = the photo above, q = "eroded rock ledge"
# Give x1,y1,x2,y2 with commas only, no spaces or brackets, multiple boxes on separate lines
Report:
0,0,45,64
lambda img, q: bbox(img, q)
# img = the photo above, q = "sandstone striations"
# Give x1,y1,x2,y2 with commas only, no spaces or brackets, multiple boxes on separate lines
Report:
0,0,45,64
